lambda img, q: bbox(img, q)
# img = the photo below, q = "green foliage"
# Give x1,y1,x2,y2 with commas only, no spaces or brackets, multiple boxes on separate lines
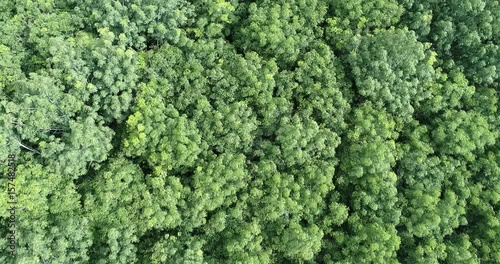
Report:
0,161,91,264
333,103,401,263
123,81,203,172
77,0,193,49
419,69,475,115
0,1,498,263
275,41,351,132
348,28,435,120
233,0,328,67
330,0,404,31
81,158,162,263
402,0,500,88
431,110,496,161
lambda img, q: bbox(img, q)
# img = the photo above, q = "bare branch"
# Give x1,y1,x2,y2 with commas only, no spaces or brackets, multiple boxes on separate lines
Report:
14,138,41,155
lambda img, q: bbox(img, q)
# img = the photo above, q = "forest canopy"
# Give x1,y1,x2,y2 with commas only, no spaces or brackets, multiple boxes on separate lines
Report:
0,0,499,263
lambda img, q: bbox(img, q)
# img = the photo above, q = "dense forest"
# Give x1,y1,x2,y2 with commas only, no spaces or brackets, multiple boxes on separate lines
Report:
0,0,499,263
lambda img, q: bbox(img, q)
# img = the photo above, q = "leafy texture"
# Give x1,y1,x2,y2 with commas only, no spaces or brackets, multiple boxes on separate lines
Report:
0,1,498,263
